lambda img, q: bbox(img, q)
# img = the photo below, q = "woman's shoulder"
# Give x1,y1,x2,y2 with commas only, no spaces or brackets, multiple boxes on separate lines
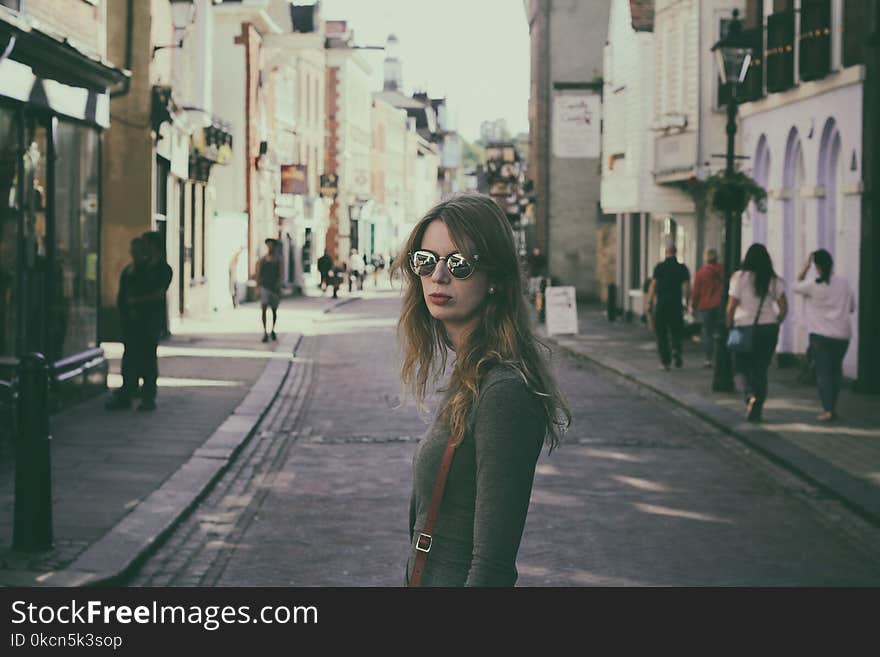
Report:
480,363,528,391
474,364,535,406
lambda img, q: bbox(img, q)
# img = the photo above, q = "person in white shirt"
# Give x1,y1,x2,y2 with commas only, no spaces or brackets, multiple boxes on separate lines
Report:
726,243,788,422
792,249,855,422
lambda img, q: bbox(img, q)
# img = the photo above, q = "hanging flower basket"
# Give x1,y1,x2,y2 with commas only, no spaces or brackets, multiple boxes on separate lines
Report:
687,171,767,216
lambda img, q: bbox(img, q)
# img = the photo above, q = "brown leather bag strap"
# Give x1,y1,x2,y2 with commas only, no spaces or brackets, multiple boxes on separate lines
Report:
409,435,458,587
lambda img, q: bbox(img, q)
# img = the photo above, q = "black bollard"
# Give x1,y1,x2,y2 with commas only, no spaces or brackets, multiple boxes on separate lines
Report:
13,352,54,551
607,283,617,322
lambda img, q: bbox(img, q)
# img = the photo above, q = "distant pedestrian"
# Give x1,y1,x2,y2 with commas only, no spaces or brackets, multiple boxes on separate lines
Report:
348,249,364,292
691,248,724,367
393,192,571,587
726,243,788,422
229,246,244,308
645,242,691,370
792,249,854,422
526,247,547,300
371,253,386,287
106,237,150,411
317,250,332,293
257,238,282,342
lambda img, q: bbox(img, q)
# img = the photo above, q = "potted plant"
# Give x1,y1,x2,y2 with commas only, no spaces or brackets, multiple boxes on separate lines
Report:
687,170,767,215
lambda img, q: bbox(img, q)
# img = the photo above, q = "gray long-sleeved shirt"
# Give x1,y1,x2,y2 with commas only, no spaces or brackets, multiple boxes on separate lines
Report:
406,364,545,587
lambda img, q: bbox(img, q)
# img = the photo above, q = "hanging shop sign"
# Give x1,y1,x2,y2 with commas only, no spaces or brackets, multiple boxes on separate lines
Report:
281,164,308,195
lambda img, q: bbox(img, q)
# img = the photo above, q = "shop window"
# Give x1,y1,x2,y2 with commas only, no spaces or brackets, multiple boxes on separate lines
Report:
0,106,19,357
23,117,48,356
53,121,99,360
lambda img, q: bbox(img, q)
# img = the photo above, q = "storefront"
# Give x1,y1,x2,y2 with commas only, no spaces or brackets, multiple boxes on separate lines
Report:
0,19,126,420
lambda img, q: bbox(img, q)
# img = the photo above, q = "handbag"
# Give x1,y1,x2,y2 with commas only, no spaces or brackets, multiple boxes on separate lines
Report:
409,433,458,587
726,290,766,354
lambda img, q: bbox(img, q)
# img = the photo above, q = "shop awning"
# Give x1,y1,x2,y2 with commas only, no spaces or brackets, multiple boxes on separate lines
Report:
0,15,129,127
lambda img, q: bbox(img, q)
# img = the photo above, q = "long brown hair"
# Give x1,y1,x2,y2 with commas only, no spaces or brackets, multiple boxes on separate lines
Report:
390,192,571,449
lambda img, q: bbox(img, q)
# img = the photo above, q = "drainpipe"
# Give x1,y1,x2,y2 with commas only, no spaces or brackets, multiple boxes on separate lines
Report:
110,0,134,98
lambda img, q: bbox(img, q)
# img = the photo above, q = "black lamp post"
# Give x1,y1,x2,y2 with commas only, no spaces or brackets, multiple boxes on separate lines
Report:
710,8,753,392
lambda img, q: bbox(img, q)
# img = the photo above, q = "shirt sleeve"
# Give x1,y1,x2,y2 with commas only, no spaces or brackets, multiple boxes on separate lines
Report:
791,278,813,296
465,377,545,587
728,271,740,298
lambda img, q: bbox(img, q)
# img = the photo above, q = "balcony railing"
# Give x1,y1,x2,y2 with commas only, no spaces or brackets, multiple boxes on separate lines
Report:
799,0,831,82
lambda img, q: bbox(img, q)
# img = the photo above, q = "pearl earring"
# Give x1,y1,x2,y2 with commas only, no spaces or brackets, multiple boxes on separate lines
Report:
488,285,497,295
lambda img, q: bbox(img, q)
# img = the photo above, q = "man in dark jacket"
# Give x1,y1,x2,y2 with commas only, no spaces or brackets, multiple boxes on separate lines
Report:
317,250,332,293
645,242,691,370
106,237,149,410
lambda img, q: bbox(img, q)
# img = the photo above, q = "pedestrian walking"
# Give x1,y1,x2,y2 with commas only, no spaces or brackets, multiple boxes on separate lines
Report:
691,248,724,367
726,243,788,422
645,242,691,370
348,248,364,292
317,250,332,293
106,237,149,410
792,249,855,422
371,253,386,287
257,238,282,342
393,192,571,587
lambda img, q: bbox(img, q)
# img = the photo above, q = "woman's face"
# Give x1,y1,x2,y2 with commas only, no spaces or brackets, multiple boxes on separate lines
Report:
418,219,490,338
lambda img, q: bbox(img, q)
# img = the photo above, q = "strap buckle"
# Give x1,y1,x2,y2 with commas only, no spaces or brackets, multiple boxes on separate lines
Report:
416,532,433,553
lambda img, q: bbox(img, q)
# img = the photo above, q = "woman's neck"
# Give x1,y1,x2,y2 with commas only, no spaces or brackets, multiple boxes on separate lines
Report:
444,319,478,353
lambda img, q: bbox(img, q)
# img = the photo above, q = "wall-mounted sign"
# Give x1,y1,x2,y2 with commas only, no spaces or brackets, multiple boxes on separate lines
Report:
654,131,697,180
281,164,308,195
552,92,600,159
320,173,338,198
545,286,579,336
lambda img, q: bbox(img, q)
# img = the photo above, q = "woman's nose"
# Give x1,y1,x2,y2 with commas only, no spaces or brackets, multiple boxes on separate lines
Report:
430,259,451,283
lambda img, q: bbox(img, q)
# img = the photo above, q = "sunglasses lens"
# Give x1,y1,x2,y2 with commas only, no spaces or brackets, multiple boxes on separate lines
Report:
447,254,474,279
411,251,437,276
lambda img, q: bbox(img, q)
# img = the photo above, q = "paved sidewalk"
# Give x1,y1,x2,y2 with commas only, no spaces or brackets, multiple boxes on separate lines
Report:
0,293,346,586
538,304,880,527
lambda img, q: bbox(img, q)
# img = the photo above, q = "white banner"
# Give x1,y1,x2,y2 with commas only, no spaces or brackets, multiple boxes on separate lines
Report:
552,92,600,159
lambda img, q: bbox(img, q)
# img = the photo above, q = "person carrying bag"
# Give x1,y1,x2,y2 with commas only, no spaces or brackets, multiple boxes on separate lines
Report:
726,292,765,354
725,244,788,423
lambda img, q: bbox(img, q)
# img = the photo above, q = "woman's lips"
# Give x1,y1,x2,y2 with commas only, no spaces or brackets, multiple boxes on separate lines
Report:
428,293,452,305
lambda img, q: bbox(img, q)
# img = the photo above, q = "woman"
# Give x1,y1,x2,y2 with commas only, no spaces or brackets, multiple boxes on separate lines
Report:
792,249,855,422
392,192,570,587
726,244,788,422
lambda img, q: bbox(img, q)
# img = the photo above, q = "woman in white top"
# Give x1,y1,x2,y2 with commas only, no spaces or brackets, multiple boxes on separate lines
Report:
792,249,855,422
726,243,788,422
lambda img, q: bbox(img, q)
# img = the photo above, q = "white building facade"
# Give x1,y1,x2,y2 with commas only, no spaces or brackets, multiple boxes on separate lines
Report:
602,0,696,317
738,0,864,377
650,0,748,281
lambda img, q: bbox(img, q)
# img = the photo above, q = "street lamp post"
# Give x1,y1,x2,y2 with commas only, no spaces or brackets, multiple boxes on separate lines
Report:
710,9,753,392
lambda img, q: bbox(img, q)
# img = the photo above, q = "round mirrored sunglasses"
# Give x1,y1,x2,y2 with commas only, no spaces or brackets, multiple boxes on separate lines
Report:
409,250,479,280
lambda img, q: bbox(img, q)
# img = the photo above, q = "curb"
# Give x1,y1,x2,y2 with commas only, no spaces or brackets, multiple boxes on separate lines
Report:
545,333,880,528
11,296,352,587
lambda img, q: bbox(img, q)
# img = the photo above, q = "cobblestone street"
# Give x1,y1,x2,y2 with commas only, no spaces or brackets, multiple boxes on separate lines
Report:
131,295,880,586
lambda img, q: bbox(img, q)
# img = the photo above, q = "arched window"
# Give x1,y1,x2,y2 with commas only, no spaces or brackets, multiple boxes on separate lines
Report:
752,135,771,245
817,118,842,256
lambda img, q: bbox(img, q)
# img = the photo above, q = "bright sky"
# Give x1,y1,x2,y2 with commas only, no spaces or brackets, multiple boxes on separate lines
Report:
318,0,531,143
